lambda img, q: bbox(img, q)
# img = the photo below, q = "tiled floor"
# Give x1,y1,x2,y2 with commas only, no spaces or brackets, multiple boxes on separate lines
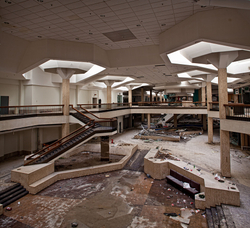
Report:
0,170,207,228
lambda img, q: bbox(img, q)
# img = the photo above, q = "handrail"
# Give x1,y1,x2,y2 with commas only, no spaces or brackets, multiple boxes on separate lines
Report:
70,105,94,122
24,106,94,165
224,103,250,107
0,104,64,108
24,122,94,166
78,104,116,121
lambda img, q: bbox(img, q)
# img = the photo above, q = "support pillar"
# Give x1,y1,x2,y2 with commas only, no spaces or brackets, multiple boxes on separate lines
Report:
233,94,238,103
160,92,163,102
207,80,213,143
101,136,109,161
201,83,206,106
150,89,152,102
208,51,238,178
174,114,178,128
128,89,132,107
141,88,144,121
147,113,151,129
62,78,70,137
202,114,207,131
218,68,230,177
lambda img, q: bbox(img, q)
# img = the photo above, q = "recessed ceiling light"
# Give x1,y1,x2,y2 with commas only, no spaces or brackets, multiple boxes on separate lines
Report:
136,24,141,27
99,15,105,18
161,24,166,26
37,0,43,2
5,0,12,4
4,22,9,24
89,32,93,35
75,38,79,40
37,36,42,38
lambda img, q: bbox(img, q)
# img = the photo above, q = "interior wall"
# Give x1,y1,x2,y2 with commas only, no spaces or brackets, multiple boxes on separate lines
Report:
0,79,19,106
24,85,61,105
78,90,90,104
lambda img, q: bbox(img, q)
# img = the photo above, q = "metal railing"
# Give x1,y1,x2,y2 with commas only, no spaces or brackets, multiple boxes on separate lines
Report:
24,119,94,166
225,103,250,121
77,105,117,129
209,102,219,111
77,103,130,111
0,105,64,117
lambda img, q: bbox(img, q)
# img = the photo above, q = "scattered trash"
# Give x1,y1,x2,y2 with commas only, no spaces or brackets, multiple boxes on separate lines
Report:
214,174,220,180
190,202,193,205
105,175,110,178
197,168,201,172
183,200,186,203
196,209,200,213
199,194,205,199
201,212,206,215
167,188,171,191
180,208,186,211
6,207,12,211
164,213,178,217
218,180,225,183
71,222,78,227
167,196,171,199
183,167,189,170
108,212,111,214
147,174,151,178
18,202,20,205
171,203,174,207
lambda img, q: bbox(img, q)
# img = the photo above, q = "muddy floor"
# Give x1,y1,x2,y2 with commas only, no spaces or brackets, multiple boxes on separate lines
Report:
54,152,124,172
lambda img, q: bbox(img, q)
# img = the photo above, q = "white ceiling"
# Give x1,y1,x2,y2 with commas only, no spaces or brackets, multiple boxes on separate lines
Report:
0,0,214,50
1,0,250,88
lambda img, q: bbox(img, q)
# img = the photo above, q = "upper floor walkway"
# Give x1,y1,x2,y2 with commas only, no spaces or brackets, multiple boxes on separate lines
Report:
0,101,250,135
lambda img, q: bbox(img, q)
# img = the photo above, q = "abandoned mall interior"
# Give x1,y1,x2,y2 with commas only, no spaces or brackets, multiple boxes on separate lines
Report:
0,0,250,227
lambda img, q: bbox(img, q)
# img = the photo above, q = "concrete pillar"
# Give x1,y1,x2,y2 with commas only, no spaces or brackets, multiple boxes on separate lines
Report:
174,114,178,128
207,81,213,143
202,114,207,131
150,89,152,102
128,89,132,107
141,88,144,102
160,92,163,102
107,85,112,104
218,68,230,177
141,88,145,121
62,79,70,137
101,136,109,161
202,83,206,106
233,94,238,103
147,113,151,129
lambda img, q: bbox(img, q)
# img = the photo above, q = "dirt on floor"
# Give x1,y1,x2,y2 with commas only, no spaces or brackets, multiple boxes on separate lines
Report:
54,151,125,172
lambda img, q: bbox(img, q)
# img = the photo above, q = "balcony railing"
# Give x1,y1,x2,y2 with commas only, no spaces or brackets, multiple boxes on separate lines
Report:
225,103,250,121
209,102,219,111
77,103,130,111
0,105,64,119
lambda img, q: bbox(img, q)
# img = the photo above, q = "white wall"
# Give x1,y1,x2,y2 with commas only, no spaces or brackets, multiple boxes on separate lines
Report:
0,79,19,106
99,90,107,103
78,90,90,104
24,85,60,105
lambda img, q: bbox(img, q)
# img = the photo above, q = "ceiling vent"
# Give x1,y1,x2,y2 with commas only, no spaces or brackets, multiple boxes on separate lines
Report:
103,29,137,42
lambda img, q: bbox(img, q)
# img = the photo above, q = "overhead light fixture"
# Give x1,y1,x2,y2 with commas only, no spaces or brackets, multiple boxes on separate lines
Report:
5,0,12,4
75,38,79,40
37,36,42,38
136,24,141,27
161,23,166,26
99,15,105,18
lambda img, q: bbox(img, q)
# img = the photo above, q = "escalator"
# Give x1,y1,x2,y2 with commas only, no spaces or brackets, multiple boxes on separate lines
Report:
24,106,116,166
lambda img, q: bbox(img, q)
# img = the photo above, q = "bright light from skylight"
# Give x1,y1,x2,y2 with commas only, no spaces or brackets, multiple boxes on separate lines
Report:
178,73,191,78
212,77,240,84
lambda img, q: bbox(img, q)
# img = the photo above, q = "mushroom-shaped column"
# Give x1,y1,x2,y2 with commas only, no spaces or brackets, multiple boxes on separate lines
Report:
206,75,216,144
126,85,134,107
57,68,76,137
208,51,238,177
